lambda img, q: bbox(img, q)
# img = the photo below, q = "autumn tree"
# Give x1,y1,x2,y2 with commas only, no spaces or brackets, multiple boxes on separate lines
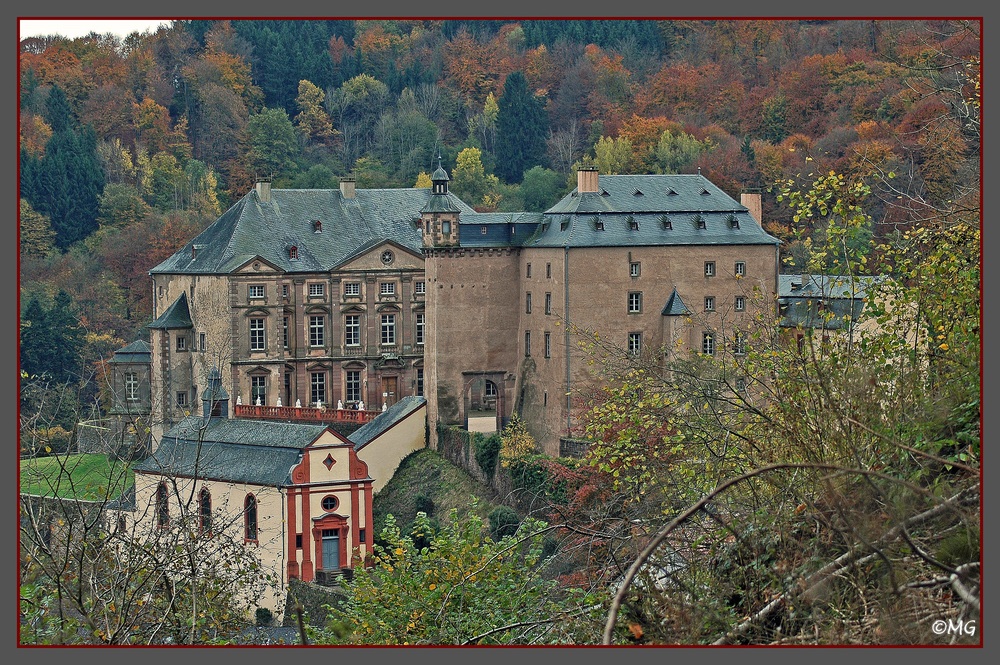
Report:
294,79,336,146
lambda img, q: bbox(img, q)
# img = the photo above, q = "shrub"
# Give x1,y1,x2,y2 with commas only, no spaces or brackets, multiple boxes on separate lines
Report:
489,505,520,540
474,433,502,480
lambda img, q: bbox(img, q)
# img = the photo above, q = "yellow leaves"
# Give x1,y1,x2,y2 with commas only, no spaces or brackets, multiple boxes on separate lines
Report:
428,583,436,591
395,547,404,556
939,343,949,351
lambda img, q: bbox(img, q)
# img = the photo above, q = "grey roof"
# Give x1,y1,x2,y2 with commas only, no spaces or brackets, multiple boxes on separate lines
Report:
458,212,545,247
147,292,193,329
350,396,426,451
106,484,136,511
110,339,151,364
527,174,780,249
777,274,885,329
133,416,338,486
150,187,475,276
661,288,690,316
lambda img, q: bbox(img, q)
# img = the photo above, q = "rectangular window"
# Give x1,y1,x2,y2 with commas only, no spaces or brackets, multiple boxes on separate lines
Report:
345,314,360,346
735,296,746,312
544,332,551,358
415,368,424,397
545,293,552,315
124,372,139,401
735,261,746,277
630,262,640,277
282,317,289,348
734,331,747,356
248,284,265,299
381,314,396,345
199,332,206,352
705,296,715,312
249,318,265,351
176,335,187,352
414,281,426,295
441,220,451,234
705,261,716,277
310,372,327,406
344,282,361,296
525,331,531,357
702,332,715,356
525,292,532,314
308,283,325,297
628,332,642,356
309,315,325,347
415,313,425,345
251,376,266,405
359,528,367,545
526,263,532,278
345,370,361,403
176,391,187,407
282,284,289,298
628,292,642,313
481,225,487,234
380,282,395,297
546,263,551,278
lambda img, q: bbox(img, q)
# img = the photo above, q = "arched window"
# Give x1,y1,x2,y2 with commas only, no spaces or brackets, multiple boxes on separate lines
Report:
156,482,169,527
244,494,258,541
199,489,212,535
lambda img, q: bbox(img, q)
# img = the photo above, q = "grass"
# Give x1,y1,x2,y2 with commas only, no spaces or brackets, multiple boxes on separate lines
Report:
371,448,503,538
20,453,134,502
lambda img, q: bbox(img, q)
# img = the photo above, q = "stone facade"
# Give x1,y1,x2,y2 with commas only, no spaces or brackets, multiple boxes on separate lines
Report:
133,166,781,457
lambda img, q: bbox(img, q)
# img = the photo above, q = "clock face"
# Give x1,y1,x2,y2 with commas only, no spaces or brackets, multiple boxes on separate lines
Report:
380,250,394,265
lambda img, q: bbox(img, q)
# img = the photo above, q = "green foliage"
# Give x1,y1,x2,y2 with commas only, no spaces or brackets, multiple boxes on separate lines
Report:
246,107,301,178
474,433,501,480
495,71,549,184
488,505,520,540
319,509,588,645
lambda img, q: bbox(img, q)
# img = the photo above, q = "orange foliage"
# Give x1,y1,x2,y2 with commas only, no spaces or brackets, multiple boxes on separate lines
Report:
19,113,52,157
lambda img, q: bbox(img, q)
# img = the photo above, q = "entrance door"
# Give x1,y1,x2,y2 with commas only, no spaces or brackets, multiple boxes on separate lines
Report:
321,529,340,570
381,376,398,407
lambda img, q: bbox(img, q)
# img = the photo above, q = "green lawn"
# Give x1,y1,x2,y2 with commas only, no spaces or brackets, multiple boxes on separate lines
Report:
19,454,134,502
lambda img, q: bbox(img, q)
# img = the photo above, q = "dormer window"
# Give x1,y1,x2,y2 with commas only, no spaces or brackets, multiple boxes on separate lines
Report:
632,188,643,196
701,188,711,195
313,220,322,233
694,214,706,230
289,245,299,260
628,216,638,231
727,214,740,229
661,215,672,230
666,188,678,196
594,217,604,231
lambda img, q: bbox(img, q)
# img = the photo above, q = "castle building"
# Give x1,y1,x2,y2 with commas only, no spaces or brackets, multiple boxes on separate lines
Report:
144,166,780,456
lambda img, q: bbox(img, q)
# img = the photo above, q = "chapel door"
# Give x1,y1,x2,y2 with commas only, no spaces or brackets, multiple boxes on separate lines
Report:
321,529,340,570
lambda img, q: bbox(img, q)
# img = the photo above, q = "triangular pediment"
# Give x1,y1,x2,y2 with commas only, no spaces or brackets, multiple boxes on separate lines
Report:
334,240,423,272
231,255,283,275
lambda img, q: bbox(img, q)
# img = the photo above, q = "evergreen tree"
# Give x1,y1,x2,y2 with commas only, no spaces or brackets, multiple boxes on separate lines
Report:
20,291,84,385
43,84,74,134
495,71,549,184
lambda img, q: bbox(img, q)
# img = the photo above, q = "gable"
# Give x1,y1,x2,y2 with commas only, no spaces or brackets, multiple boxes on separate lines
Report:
232,255,283,275
335,240,424,272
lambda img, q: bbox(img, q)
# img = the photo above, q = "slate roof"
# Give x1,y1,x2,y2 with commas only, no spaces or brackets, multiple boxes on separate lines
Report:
458,212,545,248
661,288,690,316
777,274,885,330
147,292,193,329
526,174,780,249
110,339,151,364
150,187,475,276
350,396,426,451
133,416,339,486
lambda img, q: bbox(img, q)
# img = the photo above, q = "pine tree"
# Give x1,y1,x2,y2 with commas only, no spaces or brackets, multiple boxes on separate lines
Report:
495,71,549,184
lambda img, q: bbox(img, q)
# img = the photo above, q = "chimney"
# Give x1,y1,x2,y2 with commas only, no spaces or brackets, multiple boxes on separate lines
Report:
255,178,271,203
340,176,356,199
577,167,599,194
740,192,762,225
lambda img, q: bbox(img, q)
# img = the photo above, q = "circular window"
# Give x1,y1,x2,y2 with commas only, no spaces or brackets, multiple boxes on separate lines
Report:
380,250,394,265
321,495,338,511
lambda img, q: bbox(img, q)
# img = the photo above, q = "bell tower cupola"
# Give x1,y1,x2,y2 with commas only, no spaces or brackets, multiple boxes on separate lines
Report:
421,156,461,248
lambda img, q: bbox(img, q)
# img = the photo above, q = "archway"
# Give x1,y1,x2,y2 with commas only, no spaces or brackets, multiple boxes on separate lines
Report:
465,376,500,434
